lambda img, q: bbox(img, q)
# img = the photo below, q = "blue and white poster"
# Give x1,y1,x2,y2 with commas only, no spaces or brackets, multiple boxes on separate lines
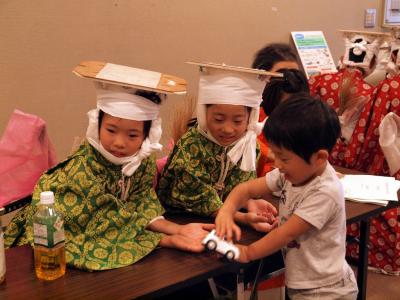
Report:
291,31,337,78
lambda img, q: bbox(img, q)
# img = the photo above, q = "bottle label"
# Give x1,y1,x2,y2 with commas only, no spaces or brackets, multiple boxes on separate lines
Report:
34,218,65,248
0,232,6,279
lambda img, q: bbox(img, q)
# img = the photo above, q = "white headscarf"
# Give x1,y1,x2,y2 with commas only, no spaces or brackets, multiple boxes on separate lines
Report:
196,69,266,171
86,84,162,176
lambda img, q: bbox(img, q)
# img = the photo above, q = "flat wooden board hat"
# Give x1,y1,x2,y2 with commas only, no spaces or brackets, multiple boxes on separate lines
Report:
73,61,187,94
187,61,283,108
186,61,283,77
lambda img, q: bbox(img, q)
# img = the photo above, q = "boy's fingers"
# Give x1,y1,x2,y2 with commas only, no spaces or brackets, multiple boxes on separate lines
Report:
225,227,234,241
233,225,241,241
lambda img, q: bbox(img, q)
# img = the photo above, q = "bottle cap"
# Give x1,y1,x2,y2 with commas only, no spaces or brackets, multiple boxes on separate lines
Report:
40,191,54,205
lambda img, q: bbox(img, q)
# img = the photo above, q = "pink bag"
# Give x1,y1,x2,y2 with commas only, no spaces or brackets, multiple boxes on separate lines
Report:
0,110,57,207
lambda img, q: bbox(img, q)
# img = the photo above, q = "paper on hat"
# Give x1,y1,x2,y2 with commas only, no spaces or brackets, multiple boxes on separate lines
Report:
379,112,400,176
73,61,187,94
97,63,161,89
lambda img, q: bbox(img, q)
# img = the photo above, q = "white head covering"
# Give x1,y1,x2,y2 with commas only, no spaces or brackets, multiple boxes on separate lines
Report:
196,67,267,171
379,112,400,176
86,83,163,176
341,31,385,74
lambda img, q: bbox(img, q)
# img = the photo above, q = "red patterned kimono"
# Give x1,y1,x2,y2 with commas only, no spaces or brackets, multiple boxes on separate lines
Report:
309,69,376,168
257,108,273,177
348,75,400,275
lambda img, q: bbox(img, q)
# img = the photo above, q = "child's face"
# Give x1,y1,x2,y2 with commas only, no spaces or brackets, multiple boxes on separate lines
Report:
269,143,325,186
99,113,145,157
206,104,249,146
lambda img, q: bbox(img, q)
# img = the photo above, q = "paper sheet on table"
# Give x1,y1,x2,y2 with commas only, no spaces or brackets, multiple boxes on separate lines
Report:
340,175,400,206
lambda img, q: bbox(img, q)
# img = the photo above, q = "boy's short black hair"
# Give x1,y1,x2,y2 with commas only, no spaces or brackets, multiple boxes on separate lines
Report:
263,94,340,163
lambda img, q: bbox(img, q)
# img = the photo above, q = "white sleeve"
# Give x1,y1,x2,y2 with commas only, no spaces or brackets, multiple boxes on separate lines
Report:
265,168,284,192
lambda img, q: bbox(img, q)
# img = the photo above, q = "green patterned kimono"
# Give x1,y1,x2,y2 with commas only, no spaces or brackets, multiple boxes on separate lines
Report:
157,127,257,216
4,142,164,271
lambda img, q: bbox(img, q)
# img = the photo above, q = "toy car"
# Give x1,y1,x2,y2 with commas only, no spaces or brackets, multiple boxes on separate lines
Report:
202,229,240,261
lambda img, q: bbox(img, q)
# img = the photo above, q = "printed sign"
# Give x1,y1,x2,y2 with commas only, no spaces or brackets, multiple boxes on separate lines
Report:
291,31,337,78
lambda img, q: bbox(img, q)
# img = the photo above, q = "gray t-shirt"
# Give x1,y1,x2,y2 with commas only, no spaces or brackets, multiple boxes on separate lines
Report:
266,163,351,289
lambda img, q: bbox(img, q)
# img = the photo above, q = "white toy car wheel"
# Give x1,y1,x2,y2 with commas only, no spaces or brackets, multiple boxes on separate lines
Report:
225,250,235,261
206,240,217,251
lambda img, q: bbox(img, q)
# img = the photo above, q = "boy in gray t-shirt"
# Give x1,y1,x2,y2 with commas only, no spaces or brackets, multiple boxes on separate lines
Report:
216,95,358,299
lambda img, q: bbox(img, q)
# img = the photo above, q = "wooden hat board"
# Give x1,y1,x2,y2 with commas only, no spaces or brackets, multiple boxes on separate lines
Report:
186,61,284,78
73,61,187,94
338,30,392,38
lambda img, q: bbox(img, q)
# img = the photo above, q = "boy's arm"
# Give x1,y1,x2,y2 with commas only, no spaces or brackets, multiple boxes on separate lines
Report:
238,214,312,263
215,176,273,241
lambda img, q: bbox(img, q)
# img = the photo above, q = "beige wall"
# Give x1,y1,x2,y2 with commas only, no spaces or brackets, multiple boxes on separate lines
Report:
0,0,381,160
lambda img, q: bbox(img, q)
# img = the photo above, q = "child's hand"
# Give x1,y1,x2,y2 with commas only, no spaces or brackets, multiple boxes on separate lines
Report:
247,199,278,222
161,234,205,253
215,209,241,242
178,223,215,242
246,212,279,233
235,244,251,263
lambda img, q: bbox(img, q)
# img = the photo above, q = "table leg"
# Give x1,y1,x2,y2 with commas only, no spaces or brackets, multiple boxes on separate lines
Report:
237,268,245,300
357,219,370,300
207,278,219,298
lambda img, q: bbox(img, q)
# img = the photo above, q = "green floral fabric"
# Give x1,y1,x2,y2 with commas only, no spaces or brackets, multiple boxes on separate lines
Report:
4,142,164,271
157,127,257,216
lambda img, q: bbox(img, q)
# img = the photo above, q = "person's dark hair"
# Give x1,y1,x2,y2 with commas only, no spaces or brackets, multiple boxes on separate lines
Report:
98,109,105,133
261,68,310,115
134,90,162,105
98,90,162,138
252,43,299,70
263,94,340,163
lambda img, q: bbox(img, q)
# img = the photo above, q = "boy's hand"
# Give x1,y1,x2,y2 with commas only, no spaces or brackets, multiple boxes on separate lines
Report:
247,199,278,222
235,244,251,263
178,223,215,242
215,209,241,242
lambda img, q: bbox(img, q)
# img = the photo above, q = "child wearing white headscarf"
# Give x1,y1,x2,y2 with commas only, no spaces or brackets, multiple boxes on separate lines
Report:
158,64,278,232
4,64,213,271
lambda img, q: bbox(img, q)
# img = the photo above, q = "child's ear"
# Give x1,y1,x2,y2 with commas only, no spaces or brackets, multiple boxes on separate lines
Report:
315,149,329,164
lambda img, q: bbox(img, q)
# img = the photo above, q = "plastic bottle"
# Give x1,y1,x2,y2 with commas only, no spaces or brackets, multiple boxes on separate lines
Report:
0,210,6,284
33,191,66,280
